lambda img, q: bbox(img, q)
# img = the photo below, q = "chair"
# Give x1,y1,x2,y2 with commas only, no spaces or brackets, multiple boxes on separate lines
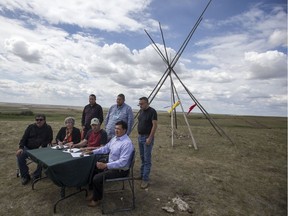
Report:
101,150,136,214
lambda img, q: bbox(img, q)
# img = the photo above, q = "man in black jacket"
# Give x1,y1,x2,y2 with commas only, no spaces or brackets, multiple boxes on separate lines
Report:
81,94,104,138
16,114,53,185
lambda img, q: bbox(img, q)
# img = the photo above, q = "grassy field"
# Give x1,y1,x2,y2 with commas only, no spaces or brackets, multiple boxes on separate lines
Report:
0,103,286,216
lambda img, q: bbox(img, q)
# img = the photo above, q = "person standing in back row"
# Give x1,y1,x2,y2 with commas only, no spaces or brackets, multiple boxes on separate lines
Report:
137,96,157,189
105,94,134,141
82,94,104,138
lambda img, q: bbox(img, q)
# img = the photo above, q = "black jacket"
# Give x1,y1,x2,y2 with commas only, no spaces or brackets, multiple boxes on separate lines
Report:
81,103,104,127
19,123,53,149
55,127,81,144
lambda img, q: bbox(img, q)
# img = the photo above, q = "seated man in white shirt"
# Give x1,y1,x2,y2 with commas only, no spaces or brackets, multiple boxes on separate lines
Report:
87,120,134,207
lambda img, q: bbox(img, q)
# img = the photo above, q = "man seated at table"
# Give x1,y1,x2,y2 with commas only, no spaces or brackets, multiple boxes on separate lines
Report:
86,120,134,207
67,118,107,151
16,114,53,185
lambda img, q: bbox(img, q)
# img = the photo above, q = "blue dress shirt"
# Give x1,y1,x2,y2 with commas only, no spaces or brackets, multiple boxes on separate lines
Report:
105,103,134,138
92,134,134,170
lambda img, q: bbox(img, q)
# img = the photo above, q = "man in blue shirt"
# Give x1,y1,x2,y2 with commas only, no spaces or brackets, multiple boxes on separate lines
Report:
105,94,134,141
87,120,134,207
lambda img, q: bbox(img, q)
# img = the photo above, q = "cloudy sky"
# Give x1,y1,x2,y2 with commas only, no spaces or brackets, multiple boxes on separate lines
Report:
0,0,287,117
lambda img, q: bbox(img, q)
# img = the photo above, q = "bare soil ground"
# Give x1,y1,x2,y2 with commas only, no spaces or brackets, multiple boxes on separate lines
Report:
0,103,286,216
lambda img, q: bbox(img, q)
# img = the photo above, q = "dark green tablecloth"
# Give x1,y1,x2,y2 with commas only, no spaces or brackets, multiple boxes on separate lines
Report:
27,147,96,187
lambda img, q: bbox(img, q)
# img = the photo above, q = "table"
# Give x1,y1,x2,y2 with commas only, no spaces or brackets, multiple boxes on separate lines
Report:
27,147,97,213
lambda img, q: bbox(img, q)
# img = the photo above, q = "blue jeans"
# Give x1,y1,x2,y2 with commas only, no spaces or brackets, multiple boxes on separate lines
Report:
16,147,42,178
138,135,154,182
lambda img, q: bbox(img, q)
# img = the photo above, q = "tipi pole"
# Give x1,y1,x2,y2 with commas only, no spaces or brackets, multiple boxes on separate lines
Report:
171,79,198,149
159,22,170,65
169,0,212,69
169,73,175,147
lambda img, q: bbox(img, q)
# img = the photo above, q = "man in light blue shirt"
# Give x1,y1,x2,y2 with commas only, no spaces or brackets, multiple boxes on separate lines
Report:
105,94,134,141
87,120,134,207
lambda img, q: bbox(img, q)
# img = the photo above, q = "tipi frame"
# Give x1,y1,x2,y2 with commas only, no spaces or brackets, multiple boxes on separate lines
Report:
134,0,233,149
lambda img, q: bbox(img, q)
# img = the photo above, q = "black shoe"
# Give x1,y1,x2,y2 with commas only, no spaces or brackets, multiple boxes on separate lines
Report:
21,175,31,185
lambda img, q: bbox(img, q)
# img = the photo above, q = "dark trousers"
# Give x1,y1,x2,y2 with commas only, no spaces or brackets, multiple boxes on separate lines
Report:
17,147,42,178
92,169,129,201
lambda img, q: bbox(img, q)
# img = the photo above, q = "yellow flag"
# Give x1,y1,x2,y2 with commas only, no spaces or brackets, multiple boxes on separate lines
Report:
168,101,180,113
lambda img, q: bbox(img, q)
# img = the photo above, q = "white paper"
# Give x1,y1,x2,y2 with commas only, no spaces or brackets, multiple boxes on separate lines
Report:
70,152,89,158
62,148,81,153
51,145,69,150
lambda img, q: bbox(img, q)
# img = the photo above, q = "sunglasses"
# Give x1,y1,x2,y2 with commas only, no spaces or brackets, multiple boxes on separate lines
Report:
35,119,44,122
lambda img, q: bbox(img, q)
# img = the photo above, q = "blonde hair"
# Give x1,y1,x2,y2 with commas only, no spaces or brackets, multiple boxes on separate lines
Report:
64,117,75,125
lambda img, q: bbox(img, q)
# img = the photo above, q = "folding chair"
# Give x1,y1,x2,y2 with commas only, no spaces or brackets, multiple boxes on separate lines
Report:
101,150,136,214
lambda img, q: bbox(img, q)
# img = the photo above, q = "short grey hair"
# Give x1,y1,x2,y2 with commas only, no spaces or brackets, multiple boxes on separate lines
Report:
64,117,75,125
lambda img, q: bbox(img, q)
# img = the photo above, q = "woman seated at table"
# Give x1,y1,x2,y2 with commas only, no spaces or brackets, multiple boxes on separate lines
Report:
56,117,81,146
67,118,107,151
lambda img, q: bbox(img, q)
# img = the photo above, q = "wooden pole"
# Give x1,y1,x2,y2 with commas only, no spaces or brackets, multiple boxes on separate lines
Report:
169,73,174,147
172,80,198,150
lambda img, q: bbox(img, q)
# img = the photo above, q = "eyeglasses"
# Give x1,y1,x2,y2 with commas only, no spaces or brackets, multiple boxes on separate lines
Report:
35,119,44,122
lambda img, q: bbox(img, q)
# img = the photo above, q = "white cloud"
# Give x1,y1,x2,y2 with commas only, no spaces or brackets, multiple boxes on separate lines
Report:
193,68,233,83
0,1,286,117
245,50,287,79
268,29,287,47
4,38,42,63
0,0,155,32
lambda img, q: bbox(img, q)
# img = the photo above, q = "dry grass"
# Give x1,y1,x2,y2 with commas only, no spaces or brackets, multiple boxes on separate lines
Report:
0,103,286,216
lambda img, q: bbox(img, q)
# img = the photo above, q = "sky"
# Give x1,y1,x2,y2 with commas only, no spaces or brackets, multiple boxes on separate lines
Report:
0,0,287,117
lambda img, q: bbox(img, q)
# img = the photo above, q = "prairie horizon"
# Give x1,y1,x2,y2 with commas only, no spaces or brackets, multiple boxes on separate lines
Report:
0,101,286,118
